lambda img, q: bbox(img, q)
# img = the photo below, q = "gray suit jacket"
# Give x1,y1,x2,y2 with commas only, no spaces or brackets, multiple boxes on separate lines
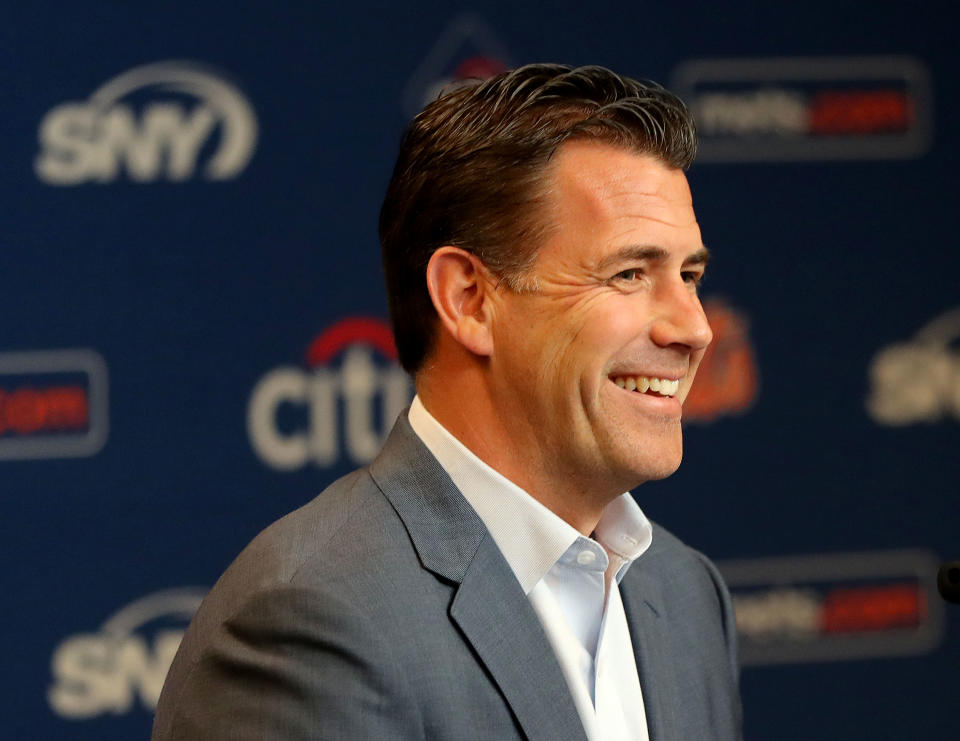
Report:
153,413,742,740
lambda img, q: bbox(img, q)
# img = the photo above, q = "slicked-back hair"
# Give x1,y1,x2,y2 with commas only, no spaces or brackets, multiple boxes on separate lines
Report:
379,63,697,373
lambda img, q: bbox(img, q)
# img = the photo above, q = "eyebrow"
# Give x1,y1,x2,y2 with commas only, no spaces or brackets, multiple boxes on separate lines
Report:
684,246,711,267
596,244,711,272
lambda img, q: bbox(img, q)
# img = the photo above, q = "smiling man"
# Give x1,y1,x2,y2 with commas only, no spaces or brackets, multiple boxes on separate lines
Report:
421,141,713,533
154,65,742,741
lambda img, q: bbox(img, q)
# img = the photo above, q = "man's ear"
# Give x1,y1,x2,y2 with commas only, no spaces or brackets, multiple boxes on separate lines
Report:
425,246,495,357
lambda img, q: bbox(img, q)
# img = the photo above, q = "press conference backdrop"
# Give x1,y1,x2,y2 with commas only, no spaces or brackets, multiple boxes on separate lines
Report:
2,2,956,738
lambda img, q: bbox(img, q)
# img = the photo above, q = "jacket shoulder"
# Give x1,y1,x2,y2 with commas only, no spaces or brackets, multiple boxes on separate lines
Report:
632,522,738,644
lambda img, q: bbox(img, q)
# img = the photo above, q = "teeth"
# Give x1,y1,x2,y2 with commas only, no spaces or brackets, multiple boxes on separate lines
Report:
611,375,679,397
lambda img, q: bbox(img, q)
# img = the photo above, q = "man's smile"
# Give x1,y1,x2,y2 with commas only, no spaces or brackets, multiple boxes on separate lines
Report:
609,374,680,397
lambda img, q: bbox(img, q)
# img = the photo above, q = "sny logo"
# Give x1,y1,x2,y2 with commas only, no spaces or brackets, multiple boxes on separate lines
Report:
35,61,258,185
867,307,960,425
49,587,206,719
248,318,413,471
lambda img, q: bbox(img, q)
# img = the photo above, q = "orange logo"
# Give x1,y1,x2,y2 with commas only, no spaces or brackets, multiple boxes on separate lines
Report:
683,298,758,422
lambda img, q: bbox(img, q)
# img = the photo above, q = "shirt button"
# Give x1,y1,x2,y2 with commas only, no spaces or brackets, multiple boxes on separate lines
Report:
577,549,597,566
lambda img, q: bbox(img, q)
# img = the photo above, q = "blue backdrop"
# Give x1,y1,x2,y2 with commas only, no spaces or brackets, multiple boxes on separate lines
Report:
2,2,957,738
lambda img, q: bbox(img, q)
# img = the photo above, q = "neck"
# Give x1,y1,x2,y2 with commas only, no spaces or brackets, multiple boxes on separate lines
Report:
417,359,622,535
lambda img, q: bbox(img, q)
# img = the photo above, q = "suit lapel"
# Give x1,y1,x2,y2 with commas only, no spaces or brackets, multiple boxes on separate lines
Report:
621,563,673,741
450,536,588,741
370,414,587,741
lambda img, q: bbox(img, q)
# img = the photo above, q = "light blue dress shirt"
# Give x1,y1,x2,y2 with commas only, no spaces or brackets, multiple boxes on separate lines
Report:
408,396,653,740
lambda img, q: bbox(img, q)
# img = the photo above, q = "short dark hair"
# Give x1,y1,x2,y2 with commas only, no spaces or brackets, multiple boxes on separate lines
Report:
379,63,697,373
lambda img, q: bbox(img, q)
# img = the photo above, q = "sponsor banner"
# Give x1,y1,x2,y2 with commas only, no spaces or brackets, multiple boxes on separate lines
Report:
401,13,511,118
671,56,931,162
684,298,758,423
36,61,258,185
718,549,943,665
0,349,108,460
248,317,413,471
867,307,960,425
48,587,206,719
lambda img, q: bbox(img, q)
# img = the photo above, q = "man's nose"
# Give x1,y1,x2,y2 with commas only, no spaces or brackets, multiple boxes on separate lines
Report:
649,279,713,352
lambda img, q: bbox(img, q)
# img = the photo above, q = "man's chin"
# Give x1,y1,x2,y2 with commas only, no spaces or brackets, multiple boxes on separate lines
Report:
622,443,684,486
642,459,682,482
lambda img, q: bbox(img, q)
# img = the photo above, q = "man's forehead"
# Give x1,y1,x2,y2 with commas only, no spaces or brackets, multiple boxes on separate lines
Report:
548,142,695,222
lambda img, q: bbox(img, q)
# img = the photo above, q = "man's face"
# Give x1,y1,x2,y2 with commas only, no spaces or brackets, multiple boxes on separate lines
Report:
486,141,712,498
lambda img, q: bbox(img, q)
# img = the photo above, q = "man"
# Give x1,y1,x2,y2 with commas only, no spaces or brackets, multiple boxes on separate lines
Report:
153,64,742,740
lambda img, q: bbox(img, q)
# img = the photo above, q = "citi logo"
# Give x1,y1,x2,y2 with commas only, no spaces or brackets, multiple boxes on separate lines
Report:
867,307,960,426
248,318,413,471
48,587,206,719
35,61,258,185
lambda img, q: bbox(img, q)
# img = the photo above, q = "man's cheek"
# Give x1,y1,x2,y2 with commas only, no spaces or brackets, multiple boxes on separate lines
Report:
678,349,707,404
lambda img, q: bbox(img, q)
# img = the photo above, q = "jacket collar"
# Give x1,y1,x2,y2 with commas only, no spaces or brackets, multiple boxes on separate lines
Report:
620,533,673,741
369,413,588,741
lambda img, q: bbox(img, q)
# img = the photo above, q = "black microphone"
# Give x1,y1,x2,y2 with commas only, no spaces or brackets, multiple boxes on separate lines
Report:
937,561,960,604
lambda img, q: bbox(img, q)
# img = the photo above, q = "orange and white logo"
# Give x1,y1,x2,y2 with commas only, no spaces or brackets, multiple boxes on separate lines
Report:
683,298,759,423
247,318,413,471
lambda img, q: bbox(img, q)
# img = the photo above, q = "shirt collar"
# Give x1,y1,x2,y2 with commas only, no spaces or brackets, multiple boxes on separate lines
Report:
407,396,653,593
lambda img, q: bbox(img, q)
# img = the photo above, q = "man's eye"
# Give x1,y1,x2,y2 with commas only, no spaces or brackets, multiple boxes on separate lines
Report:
614,269,642,281
682,271,705,289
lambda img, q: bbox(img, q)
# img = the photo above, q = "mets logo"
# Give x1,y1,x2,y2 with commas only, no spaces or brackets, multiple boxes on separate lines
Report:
0,348,108,460
247,317,413,471
672,56,931,162
36,61,258,185
684,298,759,422
719,550,942,665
